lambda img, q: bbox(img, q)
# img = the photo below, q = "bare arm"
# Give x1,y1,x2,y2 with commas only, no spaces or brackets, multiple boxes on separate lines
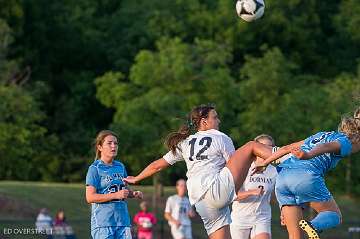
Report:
263,140,305,165
235,188,264,201
86,186,130,203
124,158,170,184
292,141,341,160
252,140,304,175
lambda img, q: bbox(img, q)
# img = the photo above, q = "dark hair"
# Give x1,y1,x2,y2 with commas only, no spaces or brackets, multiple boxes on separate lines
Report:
166,104,215,153
55,209,66,222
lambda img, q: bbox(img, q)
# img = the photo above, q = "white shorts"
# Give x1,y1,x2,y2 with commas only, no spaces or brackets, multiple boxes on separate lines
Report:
230,222,271,239
170,225,192,239
194,167,236,235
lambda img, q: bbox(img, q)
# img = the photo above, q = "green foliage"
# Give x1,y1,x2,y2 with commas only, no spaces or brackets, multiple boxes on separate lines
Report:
96,37,240,180
0,0,360,195
335,0,360,42
0,19,19,84
0,84,46,180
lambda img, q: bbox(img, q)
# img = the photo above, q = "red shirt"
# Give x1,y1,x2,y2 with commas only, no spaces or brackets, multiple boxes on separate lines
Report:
133,211,157,232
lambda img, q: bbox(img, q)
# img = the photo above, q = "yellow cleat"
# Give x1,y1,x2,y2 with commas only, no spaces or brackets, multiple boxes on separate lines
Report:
299,219,320,239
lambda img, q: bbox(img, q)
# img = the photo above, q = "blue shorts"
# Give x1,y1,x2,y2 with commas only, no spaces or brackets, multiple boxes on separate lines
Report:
275,168,332,208
91,226,132,239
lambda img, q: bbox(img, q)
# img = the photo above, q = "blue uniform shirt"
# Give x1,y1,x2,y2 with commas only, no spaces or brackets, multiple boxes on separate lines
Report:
86,159,130,230
279,131,352,176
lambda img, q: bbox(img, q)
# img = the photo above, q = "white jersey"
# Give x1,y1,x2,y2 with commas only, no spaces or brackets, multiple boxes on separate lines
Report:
163,129,235,205
231,162,278,226
165,195,192,226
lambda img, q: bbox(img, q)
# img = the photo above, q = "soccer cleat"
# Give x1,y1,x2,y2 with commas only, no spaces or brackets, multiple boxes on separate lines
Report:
299,219,320,239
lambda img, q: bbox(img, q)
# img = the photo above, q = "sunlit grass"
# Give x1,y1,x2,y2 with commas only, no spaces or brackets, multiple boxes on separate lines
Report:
0,181,359,239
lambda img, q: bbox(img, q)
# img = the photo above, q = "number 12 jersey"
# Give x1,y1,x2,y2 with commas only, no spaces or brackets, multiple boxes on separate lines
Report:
163,129,235,205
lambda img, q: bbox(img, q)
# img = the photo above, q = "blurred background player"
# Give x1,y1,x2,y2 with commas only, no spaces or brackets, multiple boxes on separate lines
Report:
85,130,143,239
53,209,76,239
230,134,278,239
35,208,53,238
133,201,157,239
164,179,195,239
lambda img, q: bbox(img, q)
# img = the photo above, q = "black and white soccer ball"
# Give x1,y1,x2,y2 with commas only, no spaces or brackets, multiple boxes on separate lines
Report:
236,0,265,22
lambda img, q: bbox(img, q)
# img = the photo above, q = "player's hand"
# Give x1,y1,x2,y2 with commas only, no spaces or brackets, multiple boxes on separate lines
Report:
173,220,181,228
250,187,264,196
251,161,267,175
187,209,196,218
124,176,138,184
291,147,309,159
133,190,143,199
114,189,130,200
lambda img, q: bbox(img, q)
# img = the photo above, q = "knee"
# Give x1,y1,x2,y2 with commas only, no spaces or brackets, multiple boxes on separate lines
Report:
328,210,342,225
245,141,256,150
234,141,256,155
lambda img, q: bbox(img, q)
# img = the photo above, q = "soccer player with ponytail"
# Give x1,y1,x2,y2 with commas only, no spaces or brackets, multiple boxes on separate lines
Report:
125,104,275,239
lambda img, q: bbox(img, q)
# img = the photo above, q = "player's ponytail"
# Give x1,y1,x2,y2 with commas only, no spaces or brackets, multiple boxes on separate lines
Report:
94,130,118,160
165,104,215,154
338,107,360,144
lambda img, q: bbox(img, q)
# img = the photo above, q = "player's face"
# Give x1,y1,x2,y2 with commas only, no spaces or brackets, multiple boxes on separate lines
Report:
176,180,187,197
204,110,220,130
98,135,118,160
58,211,64,220
140,203,148,212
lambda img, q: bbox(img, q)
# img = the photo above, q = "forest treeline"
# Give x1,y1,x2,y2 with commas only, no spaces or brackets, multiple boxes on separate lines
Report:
0,0,359,195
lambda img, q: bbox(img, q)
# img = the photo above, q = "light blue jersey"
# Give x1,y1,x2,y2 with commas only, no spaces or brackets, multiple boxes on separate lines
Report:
86,159,130,231
279,131,352,176
275,131,352,207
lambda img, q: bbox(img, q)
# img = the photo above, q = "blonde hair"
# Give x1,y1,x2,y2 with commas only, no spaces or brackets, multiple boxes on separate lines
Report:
254,134,275,146
94,130,118,160
338,107,360,144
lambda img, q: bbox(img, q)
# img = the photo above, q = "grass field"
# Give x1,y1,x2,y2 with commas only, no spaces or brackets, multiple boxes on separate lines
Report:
0,181,359,239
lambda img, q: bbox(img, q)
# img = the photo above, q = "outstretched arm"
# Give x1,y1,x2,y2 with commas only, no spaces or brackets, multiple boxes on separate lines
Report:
292,141,341,160
124,158,170,184
252,140,304,175
263,140,304,165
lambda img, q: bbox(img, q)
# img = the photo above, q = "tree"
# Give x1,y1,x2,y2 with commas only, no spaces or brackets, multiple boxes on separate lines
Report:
95,37,241,182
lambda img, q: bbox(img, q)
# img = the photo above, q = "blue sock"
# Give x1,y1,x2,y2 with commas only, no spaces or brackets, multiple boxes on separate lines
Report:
311,211,341,232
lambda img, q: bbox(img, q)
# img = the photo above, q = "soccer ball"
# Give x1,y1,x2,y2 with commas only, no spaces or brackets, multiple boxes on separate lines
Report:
236,0,265,22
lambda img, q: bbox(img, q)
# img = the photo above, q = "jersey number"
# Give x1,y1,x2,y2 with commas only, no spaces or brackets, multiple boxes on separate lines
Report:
189,137,212,161
311,132,332,145
108,184,124,193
